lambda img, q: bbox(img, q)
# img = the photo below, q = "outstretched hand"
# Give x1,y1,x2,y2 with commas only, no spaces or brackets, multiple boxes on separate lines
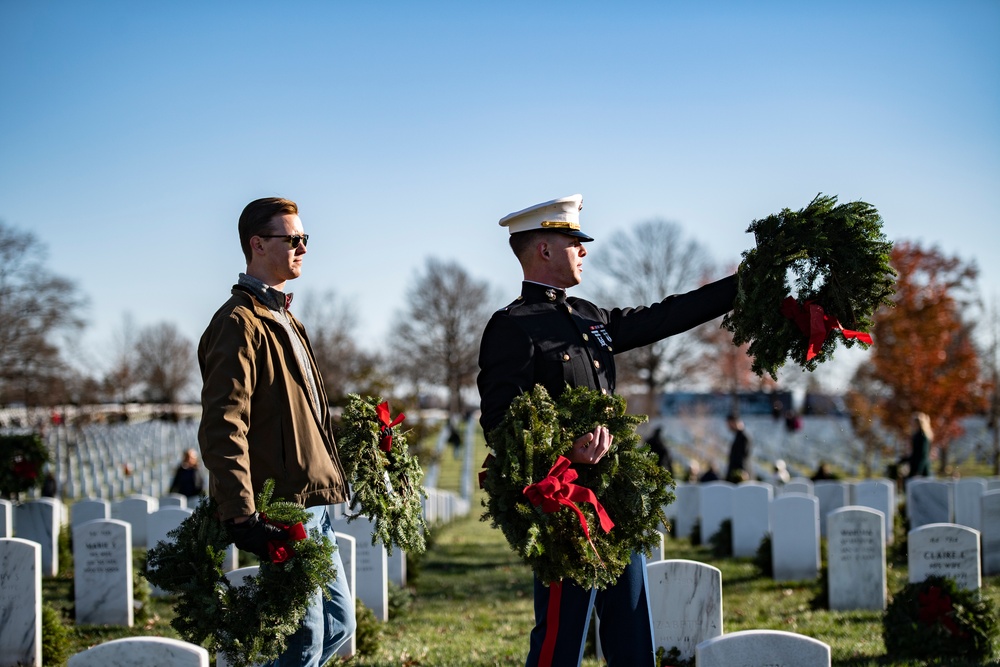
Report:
568,425,612,465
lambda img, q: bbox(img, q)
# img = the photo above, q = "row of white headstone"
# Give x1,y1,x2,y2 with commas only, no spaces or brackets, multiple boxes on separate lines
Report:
0,487,469,667
636,512,989,665
42,421,200,501
663,476,1000,577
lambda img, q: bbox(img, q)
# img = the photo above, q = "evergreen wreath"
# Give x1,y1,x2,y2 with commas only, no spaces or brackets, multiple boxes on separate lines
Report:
338,394,427,555
722,193,896,379
0,433,51,498
143,479,337,665
883,575,998,662
481,385,674,589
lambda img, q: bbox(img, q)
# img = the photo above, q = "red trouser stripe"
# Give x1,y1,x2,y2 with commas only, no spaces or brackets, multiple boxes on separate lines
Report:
538,581,563,667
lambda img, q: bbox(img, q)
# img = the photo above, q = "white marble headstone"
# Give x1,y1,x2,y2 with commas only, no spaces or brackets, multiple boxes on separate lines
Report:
731,482,772,558
906,480,952,528
332,516,388,620
334,531,357,659
699,482,734,545
0,538,41,667
147,507,194,597
222,544,239,573
696,629,831,667
387,549,406,587
111,495,158,548
158,494,188,509
813,481,849,538
852,479,895,545
73,519,133,626
954,478,986,532
147,507,193,550
827,507,886,610
647,559,723,661
0,499,11,538
67,636,209,667
673,484,699,539
979,490,1000,575
908,523,981,592
770,494,820,582
14,498,62,576
780,478,813,496
71,498,110,531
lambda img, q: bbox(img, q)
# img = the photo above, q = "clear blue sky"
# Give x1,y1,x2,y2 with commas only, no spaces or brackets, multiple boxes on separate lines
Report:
2,1,998,390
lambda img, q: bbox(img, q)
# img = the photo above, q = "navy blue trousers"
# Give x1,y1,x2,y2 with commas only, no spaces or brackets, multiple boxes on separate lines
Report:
525,551,655,667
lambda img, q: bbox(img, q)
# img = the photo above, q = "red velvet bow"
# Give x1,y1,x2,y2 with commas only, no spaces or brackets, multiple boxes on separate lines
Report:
780,297,873,361
524,456,615,545
376,401,405,452
262,517,308,564
918,586,966,637
478,453,495,489
12,459,38,480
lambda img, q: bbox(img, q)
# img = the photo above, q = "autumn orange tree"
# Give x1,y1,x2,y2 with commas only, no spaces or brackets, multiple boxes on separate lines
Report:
849,241,990,473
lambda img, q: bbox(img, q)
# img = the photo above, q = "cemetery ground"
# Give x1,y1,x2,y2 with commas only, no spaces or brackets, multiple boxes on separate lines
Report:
38,432,1000,667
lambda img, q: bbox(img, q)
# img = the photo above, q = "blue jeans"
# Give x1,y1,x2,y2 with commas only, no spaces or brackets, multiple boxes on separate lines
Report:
267,506,356,667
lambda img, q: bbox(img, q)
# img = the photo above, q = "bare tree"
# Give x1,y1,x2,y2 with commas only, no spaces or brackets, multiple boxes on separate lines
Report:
391,258,495,414
134,322,196,404
104,312,140,405
0,221,87,406
588,219,718,415
295,289,388,404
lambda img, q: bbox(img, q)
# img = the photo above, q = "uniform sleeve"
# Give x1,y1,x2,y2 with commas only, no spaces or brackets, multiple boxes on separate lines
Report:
605,274,738,353
477,314,535,435
197,310,258,520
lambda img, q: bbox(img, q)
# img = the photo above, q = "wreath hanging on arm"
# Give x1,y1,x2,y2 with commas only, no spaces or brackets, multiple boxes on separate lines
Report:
337,394,427,555
142,479,337,666
480,384,674,589
722,193,896,379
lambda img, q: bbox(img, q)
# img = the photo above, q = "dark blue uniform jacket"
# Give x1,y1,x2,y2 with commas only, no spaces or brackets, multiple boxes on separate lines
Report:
478,275,738,433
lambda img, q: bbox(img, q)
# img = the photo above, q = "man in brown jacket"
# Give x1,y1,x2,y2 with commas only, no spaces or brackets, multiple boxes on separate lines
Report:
198,196,355,666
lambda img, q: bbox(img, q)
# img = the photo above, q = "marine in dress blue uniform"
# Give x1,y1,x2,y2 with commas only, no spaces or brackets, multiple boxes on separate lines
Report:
477,194,737,667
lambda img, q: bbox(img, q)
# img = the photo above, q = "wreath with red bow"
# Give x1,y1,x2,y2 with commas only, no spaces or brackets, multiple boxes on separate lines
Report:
481,385,674,588
338,394,427,554
143,479,337,665
722,193,896,379
883,575,998,662
0,433,50,498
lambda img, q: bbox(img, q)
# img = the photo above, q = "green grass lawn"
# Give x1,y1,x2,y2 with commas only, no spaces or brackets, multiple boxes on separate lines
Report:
49,426,1000,666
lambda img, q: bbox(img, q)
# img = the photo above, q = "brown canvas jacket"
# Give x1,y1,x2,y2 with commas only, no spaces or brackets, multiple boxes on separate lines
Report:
198,286,348,520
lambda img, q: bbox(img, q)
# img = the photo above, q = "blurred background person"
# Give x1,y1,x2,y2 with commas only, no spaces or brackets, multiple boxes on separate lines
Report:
170,448,205,501
907,412,933,478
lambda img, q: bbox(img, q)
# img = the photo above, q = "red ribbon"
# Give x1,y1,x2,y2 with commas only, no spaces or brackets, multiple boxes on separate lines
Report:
261,516,308,564
376,401,405,452
478,453,495,489
780,297,873,361
12,459,38,480
918,586,966,637
523,457,614,546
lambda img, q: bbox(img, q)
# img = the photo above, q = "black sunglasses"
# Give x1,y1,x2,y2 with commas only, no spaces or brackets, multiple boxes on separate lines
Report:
259,234,309,248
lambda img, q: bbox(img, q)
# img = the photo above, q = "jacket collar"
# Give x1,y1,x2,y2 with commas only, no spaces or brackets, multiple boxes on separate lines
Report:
237,273,293,311
520,281,568,305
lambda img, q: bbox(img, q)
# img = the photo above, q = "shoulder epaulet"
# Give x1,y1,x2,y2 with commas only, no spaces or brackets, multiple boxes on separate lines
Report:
496,294,525,313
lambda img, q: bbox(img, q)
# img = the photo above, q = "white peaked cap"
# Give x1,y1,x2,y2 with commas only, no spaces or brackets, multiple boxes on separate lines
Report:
498,194,594,241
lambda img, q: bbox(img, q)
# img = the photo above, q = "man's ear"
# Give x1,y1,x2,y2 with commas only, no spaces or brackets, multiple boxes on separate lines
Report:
538,240,551,259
